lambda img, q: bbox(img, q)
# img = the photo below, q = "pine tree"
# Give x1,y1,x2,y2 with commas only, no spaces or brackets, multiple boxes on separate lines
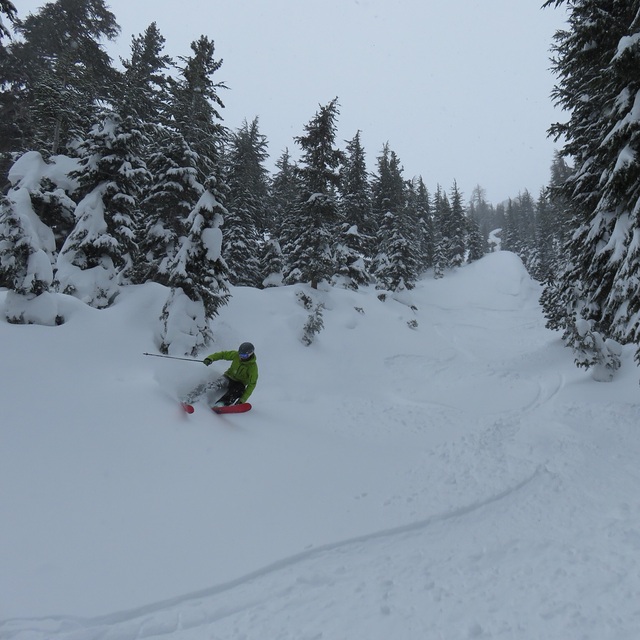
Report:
372,144,419,291
466,212,485,263
157,174,230,355
0,1,16,41
446,181,467,268
335,130,373,289
432,185,451,276
56,110,150,307
6,0,120,155
224,117,269,286
136,127,201,285
547,151,573,248
340,131,375,247
260,237,284,287
170,35,227,180
283,98,343,289
414,176,433,271
492,202,507,250
432,227,446,279
0,186,60,324
0,3,20,181
532,188,555,281
501,198,517,253
155,35,231,354
541,0,640,374
505,190,537,270
468,185,497,244
266,148,299,285
119,22,173,126
6,150,78,252
136,35,227,291
270,148,299,239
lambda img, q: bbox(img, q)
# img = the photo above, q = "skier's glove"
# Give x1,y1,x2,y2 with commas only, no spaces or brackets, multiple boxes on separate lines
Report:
203,357,213,366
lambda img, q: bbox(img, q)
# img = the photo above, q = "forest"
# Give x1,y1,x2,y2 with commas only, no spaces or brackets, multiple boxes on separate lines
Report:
1,0,639,376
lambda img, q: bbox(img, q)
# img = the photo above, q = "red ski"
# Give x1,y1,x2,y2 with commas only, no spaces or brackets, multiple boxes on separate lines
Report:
181,403,195,414
212,402,252,414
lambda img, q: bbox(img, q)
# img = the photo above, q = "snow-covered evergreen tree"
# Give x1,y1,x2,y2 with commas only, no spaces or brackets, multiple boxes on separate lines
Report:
413,176,433,271
283,98,343,289
5,0,120,155
136,127,201,285
119,22,172,126
501,198,517,254
519,190,537,269
468,184,498,244
260,237,284,288
270,148,299,240
503,191,538,271
0,0,16,41
335,130,373,289
446,181,467,268
541,0,640,372
7,150,78,252
531,188,555,281
223,117,269,287
56,110,150,307
547,151,573,247
432,227,446,279
372,144,419,291
170,35,227,182
0,187,60,324
157,175,230,355
264,149,299,286
154,35,231,354
432,185,450,277
466,212,485,263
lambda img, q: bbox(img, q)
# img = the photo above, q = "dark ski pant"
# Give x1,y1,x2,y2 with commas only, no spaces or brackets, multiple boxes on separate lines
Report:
217,377,245,405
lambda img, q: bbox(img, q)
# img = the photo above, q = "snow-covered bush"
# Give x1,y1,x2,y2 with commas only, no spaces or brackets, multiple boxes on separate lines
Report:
296,290,314,310
574,318,622,382
301,303,325,346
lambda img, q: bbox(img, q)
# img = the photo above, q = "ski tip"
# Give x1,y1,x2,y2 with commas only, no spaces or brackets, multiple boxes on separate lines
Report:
181,403,195,414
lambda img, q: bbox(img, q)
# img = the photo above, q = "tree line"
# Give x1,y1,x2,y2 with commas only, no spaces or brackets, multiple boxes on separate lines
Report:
0,0,497,353
539,0,640,379
2,0,638,376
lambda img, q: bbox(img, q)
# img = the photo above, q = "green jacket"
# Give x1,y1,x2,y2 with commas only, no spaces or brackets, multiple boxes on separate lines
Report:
206,350,258,403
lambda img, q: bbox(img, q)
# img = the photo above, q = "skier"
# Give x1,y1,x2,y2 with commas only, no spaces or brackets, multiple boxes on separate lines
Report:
203,342,259,407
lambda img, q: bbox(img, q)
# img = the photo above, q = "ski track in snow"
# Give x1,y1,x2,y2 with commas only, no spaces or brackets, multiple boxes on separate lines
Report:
1,467,546,640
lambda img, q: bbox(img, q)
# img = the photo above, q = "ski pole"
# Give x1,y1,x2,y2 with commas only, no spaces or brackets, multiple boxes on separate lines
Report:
142,352,202,362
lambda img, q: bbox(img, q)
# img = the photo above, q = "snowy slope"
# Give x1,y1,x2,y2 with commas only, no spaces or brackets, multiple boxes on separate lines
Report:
2,252,640,639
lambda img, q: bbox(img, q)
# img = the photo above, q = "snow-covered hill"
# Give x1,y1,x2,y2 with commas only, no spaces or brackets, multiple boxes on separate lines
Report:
2,252,640,639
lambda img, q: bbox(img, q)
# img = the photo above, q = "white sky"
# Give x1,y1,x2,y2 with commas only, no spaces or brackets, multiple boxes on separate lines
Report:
16,0,568,203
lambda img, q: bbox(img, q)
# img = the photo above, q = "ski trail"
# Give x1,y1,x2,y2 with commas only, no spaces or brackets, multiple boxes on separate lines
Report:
2,466,547,639
519,371,565,414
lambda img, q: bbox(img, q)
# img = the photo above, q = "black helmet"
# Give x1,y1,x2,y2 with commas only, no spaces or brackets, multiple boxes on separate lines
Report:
238,342,255,359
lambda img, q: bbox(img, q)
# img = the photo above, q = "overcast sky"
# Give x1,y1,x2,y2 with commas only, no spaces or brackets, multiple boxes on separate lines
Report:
17,0,568,204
